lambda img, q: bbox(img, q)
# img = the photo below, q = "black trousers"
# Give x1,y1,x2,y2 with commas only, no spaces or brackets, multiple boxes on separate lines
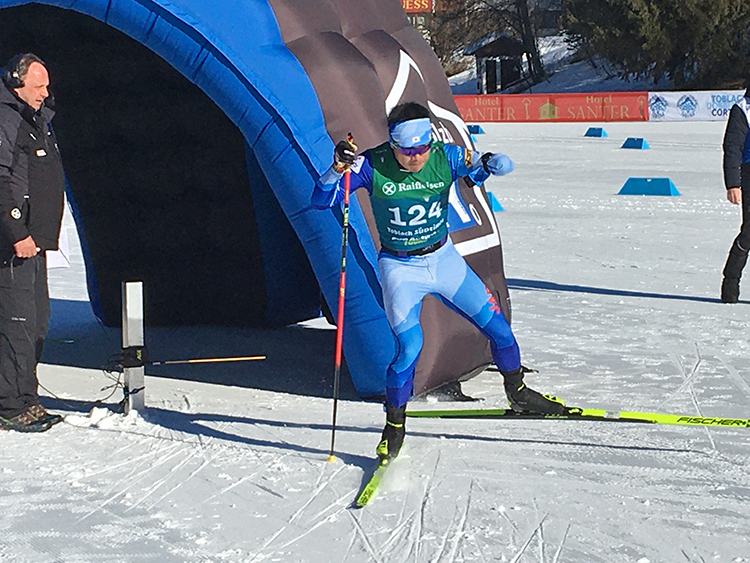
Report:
724,181,750,280
0,254,49,419
736,184,750,248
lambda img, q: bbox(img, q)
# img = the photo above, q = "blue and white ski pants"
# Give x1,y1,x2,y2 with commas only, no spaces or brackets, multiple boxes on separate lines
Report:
379,239,521,407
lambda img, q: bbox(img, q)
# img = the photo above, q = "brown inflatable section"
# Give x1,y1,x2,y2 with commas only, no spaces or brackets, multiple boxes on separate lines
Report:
270,0,512,395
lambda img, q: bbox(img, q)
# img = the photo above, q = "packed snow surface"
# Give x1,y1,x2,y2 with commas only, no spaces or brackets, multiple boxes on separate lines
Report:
3,120,749,562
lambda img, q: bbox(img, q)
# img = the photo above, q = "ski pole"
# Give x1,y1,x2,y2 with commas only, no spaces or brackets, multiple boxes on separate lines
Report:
150,355,266,366
328,137,354,462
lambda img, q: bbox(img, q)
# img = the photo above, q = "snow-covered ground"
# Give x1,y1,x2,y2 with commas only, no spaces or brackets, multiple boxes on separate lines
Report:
3,119,750,562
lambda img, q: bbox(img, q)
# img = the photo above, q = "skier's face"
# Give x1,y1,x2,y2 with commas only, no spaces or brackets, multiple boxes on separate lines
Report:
392,144,431,172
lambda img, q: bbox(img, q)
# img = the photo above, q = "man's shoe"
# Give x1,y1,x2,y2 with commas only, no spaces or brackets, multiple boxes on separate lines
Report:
27,404,64,426
505,382,566,415
420,381,481,402
721,278,740,303
0,410,53,433
376,404,406,462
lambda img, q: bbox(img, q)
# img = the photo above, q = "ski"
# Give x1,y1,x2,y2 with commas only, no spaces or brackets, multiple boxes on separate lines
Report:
406,406,750,428
354,458,391,508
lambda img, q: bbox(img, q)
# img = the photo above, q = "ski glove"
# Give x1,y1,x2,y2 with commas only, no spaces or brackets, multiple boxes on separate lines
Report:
333,134,358,173
481,152,514,176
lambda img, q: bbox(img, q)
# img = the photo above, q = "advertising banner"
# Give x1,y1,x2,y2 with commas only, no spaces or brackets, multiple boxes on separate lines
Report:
648,90,745,121
454,92,649,122
401,0,432,13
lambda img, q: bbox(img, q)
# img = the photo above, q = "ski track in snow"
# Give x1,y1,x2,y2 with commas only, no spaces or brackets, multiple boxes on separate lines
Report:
2,120,750,562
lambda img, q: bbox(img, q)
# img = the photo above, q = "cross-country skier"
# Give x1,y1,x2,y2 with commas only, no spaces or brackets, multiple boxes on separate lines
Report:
312,102,564,462
720,79,750,303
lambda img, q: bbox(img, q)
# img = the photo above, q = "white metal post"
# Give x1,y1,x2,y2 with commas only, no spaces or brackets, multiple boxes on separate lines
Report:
122,281,145,413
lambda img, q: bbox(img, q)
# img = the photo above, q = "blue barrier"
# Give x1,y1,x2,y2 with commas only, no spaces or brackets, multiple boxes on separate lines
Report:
622,137,650,149
487,192,504,211
584,127,608,137
468,124,485,134
618,177,680,196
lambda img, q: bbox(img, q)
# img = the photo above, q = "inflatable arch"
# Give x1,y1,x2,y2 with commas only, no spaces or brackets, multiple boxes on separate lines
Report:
0,0,513,398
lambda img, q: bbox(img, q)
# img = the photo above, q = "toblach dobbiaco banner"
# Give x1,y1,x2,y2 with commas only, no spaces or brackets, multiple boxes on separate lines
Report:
648,91,745,121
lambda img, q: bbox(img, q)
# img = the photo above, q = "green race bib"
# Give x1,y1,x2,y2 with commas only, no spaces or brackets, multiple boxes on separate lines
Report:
370,141,452,252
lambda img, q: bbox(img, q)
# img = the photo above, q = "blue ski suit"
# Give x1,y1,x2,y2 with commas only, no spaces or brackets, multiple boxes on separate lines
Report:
313,141,519,407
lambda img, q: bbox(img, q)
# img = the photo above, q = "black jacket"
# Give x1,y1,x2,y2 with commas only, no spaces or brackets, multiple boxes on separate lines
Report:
0,80,65,252
722,91,750,190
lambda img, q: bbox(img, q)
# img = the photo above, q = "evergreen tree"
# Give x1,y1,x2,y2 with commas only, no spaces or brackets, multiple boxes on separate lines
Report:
566,0,750,88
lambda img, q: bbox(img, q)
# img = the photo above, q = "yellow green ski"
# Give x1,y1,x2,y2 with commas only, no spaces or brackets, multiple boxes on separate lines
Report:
354,458,391,508
406,406,750,428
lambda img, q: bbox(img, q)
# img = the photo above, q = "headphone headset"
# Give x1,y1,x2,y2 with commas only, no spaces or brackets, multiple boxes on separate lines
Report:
2,54,26,89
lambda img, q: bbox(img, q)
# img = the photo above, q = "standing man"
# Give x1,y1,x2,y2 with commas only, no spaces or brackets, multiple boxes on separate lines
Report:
720,80,750,304
313,102,563,462
0,54,65,432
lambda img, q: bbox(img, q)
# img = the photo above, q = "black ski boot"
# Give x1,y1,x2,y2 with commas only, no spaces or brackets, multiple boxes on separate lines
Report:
502,368,565,415
376,404,406,462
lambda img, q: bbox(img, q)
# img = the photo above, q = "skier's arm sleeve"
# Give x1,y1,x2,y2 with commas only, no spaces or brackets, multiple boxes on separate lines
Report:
443,144,514,183
311,155,372,208
723,105,749,189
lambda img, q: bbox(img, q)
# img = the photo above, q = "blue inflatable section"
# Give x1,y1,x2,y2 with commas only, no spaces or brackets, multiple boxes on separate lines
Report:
0,0,395,396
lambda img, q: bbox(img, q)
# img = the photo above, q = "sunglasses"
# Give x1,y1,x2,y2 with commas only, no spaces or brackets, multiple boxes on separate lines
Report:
392,142,432,157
